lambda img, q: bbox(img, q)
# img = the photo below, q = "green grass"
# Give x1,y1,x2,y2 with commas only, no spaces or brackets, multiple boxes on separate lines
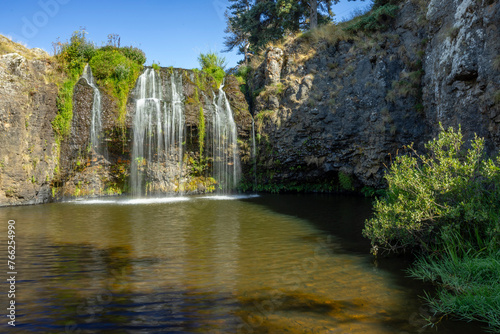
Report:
408,235,500,332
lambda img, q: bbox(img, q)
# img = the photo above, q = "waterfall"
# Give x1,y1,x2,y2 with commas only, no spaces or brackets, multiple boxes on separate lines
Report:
130,68,185,196
251,117,257,190
81,64,102,154
210,82,241,192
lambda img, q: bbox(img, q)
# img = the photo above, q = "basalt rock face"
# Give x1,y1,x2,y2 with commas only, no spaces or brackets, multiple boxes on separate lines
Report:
0,51,59,206
250,0,500,189
423,0,500,149
57,74,122,198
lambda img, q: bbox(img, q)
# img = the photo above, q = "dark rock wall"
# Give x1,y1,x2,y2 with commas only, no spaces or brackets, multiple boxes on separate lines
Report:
423,0,500,149
250,0,500,189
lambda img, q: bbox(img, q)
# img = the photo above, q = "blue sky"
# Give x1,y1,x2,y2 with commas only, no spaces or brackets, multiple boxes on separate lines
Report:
0,0,373,69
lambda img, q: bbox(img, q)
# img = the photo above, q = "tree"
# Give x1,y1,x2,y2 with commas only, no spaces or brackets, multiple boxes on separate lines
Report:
223,0,252,64
310,0,318,29
223,0,359,56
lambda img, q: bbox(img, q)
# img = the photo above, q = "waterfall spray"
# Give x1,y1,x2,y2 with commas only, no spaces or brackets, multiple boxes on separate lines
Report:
81,64,103,154
130,68,185,196
210,82,241,192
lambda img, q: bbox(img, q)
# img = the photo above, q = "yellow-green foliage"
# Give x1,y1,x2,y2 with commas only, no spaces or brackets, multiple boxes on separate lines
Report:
198,52,226,87
0,42,15,55
89,48,143,126
53,30,145,131
52,66,83,141
364,125,500,254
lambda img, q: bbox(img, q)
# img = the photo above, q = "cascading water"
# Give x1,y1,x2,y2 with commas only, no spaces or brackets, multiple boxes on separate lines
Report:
81,64,102,154
131,68,185,196
209,82,241,192
251,117,257,190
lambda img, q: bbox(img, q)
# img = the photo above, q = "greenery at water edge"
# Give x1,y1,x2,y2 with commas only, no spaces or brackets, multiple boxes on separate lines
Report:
363,125,500,331
52,30,146,138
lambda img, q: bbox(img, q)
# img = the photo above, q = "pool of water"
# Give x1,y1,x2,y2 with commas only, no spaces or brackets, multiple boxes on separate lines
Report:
0,194,487,333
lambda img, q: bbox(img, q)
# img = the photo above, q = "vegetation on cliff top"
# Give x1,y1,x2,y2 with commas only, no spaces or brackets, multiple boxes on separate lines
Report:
198,51,227,87
52,30,146,139
364,126,500,331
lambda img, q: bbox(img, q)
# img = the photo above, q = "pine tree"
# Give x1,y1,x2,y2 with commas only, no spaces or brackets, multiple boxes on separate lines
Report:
223,0,362,58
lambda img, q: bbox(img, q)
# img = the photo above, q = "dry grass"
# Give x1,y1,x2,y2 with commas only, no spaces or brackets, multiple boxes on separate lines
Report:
299,23,355,46
0,34,48,59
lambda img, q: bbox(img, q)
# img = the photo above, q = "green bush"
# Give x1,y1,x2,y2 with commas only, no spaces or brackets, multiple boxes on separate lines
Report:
151,62,160,72
344,4,399,32
338,171,353,191
88,48,143,125
120,46,147,65
53,31,146,132
198,52,227,87
363,125,500,255
55,30,96,70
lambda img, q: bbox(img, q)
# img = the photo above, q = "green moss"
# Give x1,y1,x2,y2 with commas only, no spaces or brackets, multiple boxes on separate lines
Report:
152,62,160,72
338,171,353,191
52,65,83,140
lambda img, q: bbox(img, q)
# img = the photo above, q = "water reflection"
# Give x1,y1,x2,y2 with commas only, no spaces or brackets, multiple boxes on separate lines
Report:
0,195,487,333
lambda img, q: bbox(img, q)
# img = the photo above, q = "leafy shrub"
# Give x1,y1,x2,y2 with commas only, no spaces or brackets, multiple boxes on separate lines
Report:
198,52,227,70
151,62,160,72
120,46,146,65
363,125,500,255
198,52,227,87
55,30,95,70
88,48,143,125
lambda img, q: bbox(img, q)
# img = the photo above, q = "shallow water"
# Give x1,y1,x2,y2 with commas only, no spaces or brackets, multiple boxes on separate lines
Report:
0,194,487,333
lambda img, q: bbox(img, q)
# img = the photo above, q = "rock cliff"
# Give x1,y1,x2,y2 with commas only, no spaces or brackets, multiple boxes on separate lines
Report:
1,0,498,205
248,0,500,190
0,36,59,206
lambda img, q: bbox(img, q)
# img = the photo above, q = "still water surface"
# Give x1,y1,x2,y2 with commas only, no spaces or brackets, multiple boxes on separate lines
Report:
0,194,487,333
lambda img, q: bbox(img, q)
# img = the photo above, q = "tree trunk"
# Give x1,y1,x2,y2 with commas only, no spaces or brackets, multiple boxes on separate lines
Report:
310,0,318,29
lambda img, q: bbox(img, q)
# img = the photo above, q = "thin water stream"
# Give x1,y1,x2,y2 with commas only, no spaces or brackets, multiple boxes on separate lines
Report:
0,194,487,333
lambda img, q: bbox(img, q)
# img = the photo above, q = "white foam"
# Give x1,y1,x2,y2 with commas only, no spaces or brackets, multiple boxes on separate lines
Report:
198,194,260,200
69,197,190,205
121,197,190,205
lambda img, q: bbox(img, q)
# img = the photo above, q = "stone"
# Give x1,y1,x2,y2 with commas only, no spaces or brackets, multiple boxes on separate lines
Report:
265,47,284,85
